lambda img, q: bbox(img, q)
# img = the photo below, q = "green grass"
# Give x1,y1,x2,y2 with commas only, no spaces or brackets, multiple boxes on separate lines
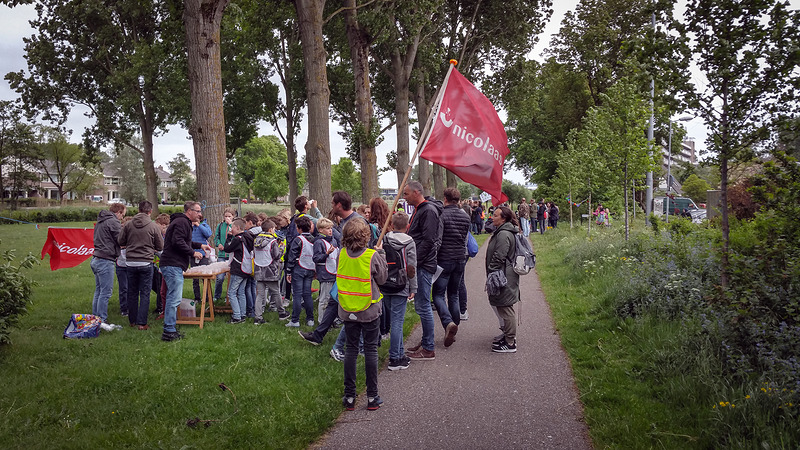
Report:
532,225,717,449
0,221,417,449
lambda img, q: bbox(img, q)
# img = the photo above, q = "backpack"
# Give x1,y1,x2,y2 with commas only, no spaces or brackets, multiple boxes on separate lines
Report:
507,232,536,275
466,232,479,258
379,241,408,294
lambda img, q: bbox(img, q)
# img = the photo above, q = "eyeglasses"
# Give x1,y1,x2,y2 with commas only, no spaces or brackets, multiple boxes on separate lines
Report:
192,209,202,213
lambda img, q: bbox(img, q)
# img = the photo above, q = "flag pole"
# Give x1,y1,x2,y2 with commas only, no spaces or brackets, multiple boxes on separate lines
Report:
377,59,458,245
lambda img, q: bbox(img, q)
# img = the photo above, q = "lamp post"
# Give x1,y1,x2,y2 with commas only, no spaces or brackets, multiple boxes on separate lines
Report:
665,116,693,223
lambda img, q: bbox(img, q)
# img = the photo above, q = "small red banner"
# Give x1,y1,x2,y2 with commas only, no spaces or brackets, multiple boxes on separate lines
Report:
40,227,96,270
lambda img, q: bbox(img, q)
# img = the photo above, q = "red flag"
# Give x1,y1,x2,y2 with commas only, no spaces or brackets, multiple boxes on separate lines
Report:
420,66,509,205
41,228,95,270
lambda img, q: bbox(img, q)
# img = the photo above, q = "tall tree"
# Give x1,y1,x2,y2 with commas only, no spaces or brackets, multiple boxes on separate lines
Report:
33,126,99,204
249,135,290,202
0,101,28,206
679,0,800,288
294,0,332,213
167,153,193,201
0,103,36,209
5,0,187,214
183,0,231,226
108,146,147,205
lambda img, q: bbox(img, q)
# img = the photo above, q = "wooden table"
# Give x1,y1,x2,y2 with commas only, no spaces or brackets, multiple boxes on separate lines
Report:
179,265,229,328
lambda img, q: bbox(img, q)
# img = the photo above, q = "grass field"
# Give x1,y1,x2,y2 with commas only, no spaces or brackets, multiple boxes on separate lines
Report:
0,221,417,449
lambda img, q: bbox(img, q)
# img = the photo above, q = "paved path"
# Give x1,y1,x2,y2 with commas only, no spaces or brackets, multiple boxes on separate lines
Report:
313,239,593,449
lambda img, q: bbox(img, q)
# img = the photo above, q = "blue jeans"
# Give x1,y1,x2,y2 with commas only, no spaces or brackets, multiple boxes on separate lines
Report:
214,256,228,299
91,257,115,322
384,295,408,360
228,274,248,320
291,268,314,323
246,277,256,317
539,218,546,234
161,266,185,333
415,267,436,351
521,218,530,236
431,261,459,328
126,263,153,326
116,265,128,314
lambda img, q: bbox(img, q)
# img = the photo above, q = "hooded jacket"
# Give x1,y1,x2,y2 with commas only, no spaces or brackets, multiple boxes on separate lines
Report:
337,247,388,323
406,196,443,273
224,230,255,278
93,209,122,261
485,221,521,307
160,213,203,270
312,234,339,283
253,232,284,282
438,204,471,263
118,212,164,263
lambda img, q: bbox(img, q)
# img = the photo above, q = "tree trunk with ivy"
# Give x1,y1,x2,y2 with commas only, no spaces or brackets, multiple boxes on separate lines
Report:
183,0,231,227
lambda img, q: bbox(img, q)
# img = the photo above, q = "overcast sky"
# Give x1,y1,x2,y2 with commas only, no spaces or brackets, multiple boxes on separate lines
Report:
3,1,791,188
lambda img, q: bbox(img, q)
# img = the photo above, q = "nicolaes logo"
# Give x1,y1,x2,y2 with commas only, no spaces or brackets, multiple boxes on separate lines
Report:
438,108,503,163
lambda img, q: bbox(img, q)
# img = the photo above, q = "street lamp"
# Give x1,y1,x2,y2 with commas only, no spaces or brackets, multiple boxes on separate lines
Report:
665,115,693,223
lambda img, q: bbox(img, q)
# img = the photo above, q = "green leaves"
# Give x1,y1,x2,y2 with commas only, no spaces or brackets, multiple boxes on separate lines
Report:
0,239,38,345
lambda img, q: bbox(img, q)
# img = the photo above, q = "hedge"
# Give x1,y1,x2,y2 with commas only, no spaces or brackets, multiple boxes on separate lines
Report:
0,206,185,225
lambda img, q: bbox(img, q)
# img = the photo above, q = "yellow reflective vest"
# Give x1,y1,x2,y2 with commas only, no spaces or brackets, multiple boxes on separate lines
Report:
337,248,382,312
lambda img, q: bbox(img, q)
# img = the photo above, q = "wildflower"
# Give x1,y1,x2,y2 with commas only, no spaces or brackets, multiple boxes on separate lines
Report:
745,395,751,399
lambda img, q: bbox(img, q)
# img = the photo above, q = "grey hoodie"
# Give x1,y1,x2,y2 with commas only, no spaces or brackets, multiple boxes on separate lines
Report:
118,212,164,263
382,231,418,297
93,209,122,261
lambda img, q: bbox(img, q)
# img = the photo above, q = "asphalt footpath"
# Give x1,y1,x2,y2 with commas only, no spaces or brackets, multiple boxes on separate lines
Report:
313,237,593,450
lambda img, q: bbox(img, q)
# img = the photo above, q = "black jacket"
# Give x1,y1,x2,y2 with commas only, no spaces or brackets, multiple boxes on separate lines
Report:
224,231,255,278
537,204,546,220
438,204,471,263
407,197,443,273
160,213,203,270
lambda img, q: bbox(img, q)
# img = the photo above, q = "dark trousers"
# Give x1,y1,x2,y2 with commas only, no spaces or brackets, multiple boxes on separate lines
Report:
310,295,340,342
191,256,209,301
343,318,379,398
151,266,163,313
539,219,546,234
116,265,128,314
126,264,153,326
458,269,468,314
291,268,315,322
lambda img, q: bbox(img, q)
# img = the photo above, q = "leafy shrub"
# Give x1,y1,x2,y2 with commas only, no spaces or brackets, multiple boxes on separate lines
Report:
0,240,38,345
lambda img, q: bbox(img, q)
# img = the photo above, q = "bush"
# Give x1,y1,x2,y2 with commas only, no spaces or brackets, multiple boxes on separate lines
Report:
0,240,38,345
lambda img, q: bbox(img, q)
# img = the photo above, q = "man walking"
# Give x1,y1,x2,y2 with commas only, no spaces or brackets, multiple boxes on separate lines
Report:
518,197,530,237
118,201,163,330
403,181,443,360
431,188,470,346
159,201,212,342
91,202,126,322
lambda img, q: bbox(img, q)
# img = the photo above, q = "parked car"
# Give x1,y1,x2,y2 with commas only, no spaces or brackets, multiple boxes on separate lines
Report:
90,195,103,202
689,209,707,224
108,198,131,206
653,196,699,216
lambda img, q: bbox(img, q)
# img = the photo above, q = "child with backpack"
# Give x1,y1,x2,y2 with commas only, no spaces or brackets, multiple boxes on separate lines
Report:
253,219,289,324
223,218,254,324
379,211,417,371
312,218,339,322
285,215,316,327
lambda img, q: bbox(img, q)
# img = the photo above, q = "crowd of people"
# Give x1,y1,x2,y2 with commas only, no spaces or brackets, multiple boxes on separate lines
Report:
90,187,527,411
464,197,560,237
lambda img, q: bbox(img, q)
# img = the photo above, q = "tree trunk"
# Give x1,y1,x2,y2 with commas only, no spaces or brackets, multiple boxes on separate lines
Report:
432,163,444,199
295,0,331,214
344,0,378,204
393,72,410,189
413,71,431,194
446,169,458,189
624,161,629,241
136,100,160,216
720,148,730,290
183,0,231,228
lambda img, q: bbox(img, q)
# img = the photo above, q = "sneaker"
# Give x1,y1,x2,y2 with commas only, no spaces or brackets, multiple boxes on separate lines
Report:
444,322,458,347
381,333,390,341
161,331,182,342
493,333,505,344
120,312,128,317
253,317,265,325
278,313,290,321
306,319,315,327
460,310,469,321
406,341,422,353
367,396,383,410
330,348,345,362
332,318,343,328
406,348,435,361
492,339,517,353
342,396,355,411
299,330,321,345
387,356,410,371
285,321,300,328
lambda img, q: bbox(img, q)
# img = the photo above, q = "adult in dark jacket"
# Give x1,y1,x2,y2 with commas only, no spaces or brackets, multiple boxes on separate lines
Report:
471,201,484,234
403,181,443,361
91,203,126,322
537,201,547,235
118,201,163,329
485,206,521,353
160,201,211,342
549,202,560,229
432,188,470,347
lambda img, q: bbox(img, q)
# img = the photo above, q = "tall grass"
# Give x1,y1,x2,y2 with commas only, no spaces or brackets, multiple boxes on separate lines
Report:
0,221,416,449
533,221,798,448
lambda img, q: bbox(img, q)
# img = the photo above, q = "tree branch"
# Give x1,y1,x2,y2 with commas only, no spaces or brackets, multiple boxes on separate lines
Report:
324,0,380,24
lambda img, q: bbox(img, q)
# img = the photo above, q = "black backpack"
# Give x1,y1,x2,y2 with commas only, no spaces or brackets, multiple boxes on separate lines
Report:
379,241,407,294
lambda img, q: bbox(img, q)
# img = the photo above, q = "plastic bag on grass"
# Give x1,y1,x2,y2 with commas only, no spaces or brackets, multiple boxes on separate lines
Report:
63,314,102,339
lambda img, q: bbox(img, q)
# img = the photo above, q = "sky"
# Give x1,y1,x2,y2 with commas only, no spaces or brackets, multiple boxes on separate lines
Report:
3,1,791,189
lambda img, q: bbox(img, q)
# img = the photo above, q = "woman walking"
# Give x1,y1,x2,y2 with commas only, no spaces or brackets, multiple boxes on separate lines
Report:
485,206,521,353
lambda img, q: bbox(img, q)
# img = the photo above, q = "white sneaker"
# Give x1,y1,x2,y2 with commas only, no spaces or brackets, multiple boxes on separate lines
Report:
330,348,345,362
306,319,315,327
285,321,300,328
460,310,469,321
